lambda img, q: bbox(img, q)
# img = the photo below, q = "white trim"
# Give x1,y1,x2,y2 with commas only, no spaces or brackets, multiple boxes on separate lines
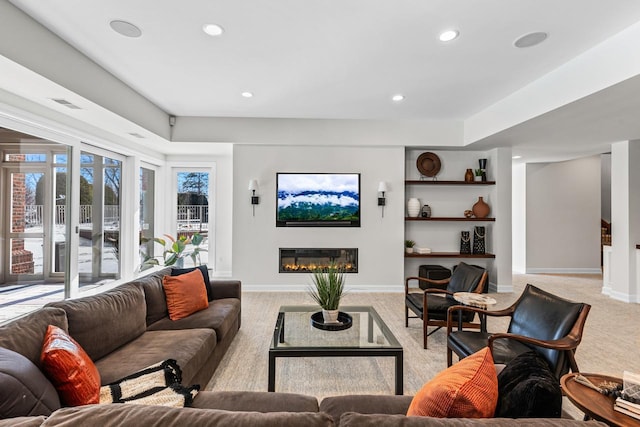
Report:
489,281,513,293
525,268,602,274
211,270,232,278
608,289,639,303
242,283,404,292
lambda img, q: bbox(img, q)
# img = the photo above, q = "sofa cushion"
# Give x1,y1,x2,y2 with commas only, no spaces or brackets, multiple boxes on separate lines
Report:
94,329,216,386
40,325,101,406
162,269,209,320
193,391,319,413
0,347,61,418
40,404,334,427
0,417,46,427
0,307,68,367
129,267,172,326
496,350,562,418
46,284,147,361
320,394,413,421
407,347,498,418
171,265,213,301
146,298,240,342
339,413,605,426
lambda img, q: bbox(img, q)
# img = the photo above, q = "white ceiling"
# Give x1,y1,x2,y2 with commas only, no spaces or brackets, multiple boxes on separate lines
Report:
4,0,640,161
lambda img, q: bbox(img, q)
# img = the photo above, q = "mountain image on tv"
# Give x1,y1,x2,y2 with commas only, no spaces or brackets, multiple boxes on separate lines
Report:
277,174,360,222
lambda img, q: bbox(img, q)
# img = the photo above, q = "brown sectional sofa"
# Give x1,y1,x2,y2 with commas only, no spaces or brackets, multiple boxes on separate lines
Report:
0,268,607,426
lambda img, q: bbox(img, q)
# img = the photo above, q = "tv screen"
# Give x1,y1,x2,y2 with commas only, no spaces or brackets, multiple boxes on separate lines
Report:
276,173,360,227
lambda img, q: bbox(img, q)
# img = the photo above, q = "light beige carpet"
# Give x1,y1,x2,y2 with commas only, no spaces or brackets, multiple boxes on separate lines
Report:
206,273,640,419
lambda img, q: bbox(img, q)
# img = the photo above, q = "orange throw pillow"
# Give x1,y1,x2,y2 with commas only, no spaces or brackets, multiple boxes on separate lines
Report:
40,325,101,406
163,268,209,320
407,347,498,418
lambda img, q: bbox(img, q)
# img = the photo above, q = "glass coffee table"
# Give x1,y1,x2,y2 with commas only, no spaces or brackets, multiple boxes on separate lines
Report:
268,305,403,394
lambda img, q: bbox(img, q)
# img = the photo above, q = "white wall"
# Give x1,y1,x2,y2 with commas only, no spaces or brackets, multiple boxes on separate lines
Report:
525,156,601,273
601,153,611,223
512,164,526,273
609,140,640,303
232,145,405,290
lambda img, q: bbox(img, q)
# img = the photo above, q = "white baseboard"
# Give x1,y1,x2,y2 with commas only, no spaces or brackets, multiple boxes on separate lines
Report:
489,282,513,293
242,283,404,292
525,268,602,274
608,290,639,303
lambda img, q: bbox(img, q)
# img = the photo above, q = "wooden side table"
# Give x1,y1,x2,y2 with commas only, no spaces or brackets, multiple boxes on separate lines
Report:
561,373,640,427
453,292,497,332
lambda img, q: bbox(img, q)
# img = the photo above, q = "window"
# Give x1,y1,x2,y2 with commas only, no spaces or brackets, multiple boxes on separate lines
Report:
175,171,209,267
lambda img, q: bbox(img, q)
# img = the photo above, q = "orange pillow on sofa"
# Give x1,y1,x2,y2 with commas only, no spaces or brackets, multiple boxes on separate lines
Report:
162,268,209,320
407,347,498,418
40,325,101,406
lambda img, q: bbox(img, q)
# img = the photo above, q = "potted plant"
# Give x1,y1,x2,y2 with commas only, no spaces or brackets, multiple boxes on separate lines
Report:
140,232,206,270
474,168,483,181
405,239,416,254
308,263,346,324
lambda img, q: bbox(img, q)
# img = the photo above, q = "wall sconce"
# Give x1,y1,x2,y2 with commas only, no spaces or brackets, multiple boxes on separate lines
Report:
378,181,388,218
248,179,259,216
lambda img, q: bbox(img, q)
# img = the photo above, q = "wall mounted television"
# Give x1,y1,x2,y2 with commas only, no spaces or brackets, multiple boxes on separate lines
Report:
276,173,361,227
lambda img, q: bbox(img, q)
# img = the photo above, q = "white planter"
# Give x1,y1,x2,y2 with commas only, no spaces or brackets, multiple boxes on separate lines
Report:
407,198,421,217
475,175,482,181
322,309,340,324
405,247,414,254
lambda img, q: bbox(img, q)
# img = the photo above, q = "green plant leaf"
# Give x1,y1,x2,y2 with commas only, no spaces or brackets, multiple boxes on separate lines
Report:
191,233,204,246
153,237,167,247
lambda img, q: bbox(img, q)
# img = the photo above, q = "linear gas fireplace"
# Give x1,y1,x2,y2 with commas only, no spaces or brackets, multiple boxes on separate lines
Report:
279,248,358,273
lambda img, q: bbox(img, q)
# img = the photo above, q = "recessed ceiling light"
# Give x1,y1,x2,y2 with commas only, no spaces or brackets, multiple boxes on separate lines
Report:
512,155,522,159
514,32,548,48
439,30,459,42
392,94,405,102
241,92,253,98
203,24,224,36
109,20,142,38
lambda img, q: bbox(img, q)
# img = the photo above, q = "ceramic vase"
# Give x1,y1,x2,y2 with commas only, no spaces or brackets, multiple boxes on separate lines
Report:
407,198,421,217
472,196,490,219
464,169,474,183
322,309,340,324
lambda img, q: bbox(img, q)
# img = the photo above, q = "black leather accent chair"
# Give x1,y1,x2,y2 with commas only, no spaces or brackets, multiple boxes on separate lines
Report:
405,262,488,349
446,284,591,380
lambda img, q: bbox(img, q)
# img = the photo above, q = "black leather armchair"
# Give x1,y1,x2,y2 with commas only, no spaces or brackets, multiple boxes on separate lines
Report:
405,262,488,349
446,284,591,380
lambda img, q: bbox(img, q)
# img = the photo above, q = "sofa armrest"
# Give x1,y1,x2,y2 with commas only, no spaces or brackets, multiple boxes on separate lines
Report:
319,394,413,421
210,280,241,300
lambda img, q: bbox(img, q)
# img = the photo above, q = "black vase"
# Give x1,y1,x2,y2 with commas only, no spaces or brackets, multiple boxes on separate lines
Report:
473,226,486,255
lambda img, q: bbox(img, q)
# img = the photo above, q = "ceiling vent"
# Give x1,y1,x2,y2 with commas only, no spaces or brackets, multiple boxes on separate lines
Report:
128,132,145,139
51,98,81,109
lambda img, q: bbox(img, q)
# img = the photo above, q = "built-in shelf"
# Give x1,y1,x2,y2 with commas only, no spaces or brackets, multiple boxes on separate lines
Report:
405,252,496,259
405,180,496,185
405,217,495,222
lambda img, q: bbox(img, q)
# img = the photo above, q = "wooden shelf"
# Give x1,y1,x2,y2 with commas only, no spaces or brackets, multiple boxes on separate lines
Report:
405,252,496,259
405,180,496,185
405,217,495,222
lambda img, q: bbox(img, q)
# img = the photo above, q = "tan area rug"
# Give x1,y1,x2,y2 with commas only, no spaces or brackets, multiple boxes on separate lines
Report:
206,273,640,419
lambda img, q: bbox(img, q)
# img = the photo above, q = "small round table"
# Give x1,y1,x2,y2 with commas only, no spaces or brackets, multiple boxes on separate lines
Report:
452,292,497,332
561,373,640,427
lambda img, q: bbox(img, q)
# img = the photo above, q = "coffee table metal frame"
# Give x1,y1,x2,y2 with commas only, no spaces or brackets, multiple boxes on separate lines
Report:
268,305,404,395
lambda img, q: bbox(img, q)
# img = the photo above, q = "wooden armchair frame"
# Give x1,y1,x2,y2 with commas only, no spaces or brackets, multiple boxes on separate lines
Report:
405,271,488,349
445,296,591,378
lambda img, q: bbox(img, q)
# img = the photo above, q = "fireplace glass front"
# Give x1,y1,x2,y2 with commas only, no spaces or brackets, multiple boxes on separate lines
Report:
279,248,358,273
